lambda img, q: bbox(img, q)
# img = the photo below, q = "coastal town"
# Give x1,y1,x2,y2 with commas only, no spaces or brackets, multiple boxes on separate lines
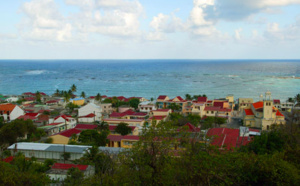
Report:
0,85,299,184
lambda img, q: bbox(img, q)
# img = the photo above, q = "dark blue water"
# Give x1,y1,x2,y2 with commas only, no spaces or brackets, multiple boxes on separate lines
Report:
0,59,299,101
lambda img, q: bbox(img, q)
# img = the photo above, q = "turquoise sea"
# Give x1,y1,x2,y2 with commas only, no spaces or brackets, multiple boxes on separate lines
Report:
0,60,299,101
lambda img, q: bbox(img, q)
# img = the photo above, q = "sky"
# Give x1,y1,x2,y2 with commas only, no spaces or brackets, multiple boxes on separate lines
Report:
0,0,300,59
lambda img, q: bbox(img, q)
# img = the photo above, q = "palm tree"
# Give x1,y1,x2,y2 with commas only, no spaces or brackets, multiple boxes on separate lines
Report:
35,91,41,103
95,93,102,103
295,94,300,106
97,121,109,132
81,91,86,98
71,84,77,93
64,93,71,103
55,89,60,96
185,94,192,100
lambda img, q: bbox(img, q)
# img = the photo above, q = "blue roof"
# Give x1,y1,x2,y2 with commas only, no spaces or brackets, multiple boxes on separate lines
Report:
71,97,85,101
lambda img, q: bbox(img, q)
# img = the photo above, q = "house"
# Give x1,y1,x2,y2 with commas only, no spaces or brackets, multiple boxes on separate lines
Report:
70,97,85,106
7,142,90,160
75,124,98,130
281,102,294,111
50,128,81,144
78,103,102,122
147,115,167,126
17,113,40,121
273,99,281,110
52,114,77,129
0,103,25,121
138,101,157,113
206,127,260,150
47,163,95,181
156,95,192,114
107,135,140,148
109,125,139,136
5,96,19,103
242,91,285,130
100,103,113,116
110,109,147,120
238,98,253,114
103,118,145,127
191,103,205,117
150,109,172,117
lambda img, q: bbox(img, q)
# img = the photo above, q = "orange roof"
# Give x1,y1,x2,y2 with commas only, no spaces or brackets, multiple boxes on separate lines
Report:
244,109,254,116
0,103,16,114
276,110,284,117
252,101,263,109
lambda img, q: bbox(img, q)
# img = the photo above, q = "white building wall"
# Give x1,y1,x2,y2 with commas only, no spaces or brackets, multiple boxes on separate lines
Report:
10,106,25,120
78,103,102,121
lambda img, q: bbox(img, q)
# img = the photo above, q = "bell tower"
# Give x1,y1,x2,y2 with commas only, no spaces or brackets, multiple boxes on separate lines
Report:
263,91,273,119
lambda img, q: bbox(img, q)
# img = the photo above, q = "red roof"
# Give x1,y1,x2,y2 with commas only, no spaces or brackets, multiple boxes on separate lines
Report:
154,109,171,112
52,163,88,171
204,106,220,111
197,97,208,102
54,114,73,121
252,101,264,109
2,156,14,163
213,102,225,108
157,95,167,100
57,128,81,137
0,103,17,114
273,99,280,104
75,124,97,130
109,125,136,131
48,122,64,126
207,128,252,150
17,115,37,121
179,123,200,132
244,109,254,116
110,110,147,118
149,116,166,120
172,96,184,101
24,97,35,101
107,135,139,142
78,113,95,118
276,110,284,117
46,100,59,104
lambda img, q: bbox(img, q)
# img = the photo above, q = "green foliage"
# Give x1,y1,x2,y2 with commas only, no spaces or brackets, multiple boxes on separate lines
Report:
95,93,102,102
102,98,112,104
115,122,132,136
0,119,37,145
71,84,77,93
66,102,79,112
167,103,181,111
64,167,84,186
168,113,201,126
129,98,140,110
80,91,86,98
62,152,71,161
78,130,109,146
185,94,192,100
201,116,226,129
44,137,53,144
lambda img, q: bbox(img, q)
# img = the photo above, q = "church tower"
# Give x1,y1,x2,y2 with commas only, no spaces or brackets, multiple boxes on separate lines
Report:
263,91,273,119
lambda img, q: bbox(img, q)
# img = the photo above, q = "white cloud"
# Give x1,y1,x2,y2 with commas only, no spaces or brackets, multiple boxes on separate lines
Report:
235,28,242,40
20,0,73,42
66,0,144,38
264,19,300,41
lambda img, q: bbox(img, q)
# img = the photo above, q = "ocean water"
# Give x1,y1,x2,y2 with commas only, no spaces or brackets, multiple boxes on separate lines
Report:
0,59,299,101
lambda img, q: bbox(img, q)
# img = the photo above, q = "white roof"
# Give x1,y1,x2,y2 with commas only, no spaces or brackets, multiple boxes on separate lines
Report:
8,142,50,151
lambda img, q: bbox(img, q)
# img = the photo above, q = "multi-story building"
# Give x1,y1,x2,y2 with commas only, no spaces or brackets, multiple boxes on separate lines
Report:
243,91,285,130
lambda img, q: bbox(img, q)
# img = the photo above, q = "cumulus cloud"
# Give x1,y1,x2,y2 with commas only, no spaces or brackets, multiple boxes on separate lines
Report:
66,0,144,38
204,0,300,21
264,18,300,41
20,0,73,42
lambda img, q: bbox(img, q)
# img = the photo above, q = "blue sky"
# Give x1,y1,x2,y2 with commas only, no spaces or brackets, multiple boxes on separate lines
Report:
0,0,300,59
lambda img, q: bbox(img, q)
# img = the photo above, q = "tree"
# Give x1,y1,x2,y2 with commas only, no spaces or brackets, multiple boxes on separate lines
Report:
64,167,84,186
97,121,109,132
168,103,181,112
64,93,71,103
71,84,77,93
78,130,109,146
80,91,86,98
129,98,140,110
185,94,192,100
95,93,102,103
62,152,71,162
115,122,132,136
35,91,41,103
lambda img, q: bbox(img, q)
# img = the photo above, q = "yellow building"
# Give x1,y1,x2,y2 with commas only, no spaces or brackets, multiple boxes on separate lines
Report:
50,128,81,144
71,98,85,106
243,92,285,130
103,118,145,127
107,135,139,148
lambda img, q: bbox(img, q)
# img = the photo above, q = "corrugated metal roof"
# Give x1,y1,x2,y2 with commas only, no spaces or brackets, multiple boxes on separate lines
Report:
7,143,90,153
46,145,89,153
